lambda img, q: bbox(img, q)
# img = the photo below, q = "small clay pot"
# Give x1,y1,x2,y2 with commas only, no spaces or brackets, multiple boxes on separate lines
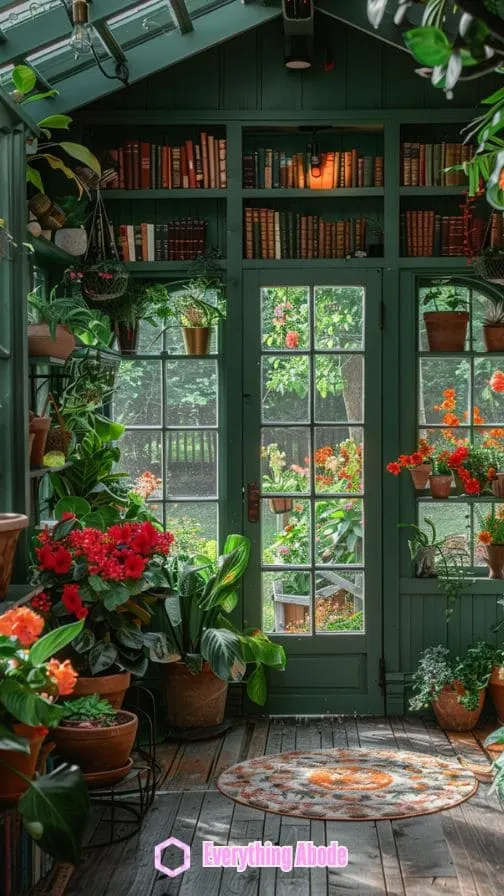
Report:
409,464,432,490
429,473,453,499
71,670,131,709
52,711,138,773
483,325,504,353
29,416,51,467
492,473,504,498
424,311,469,352
432,681,485,731
0,513,29,598
489,664,504,723
484,543,504,579
268,497,294,514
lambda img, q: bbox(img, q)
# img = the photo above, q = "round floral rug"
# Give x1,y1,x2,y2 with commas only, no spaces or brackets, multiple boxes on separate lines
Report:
217,747,478,820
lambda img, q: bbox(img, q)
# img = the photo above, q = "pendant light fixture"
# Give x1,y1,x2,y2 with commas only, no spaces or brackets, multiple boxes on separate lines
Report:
70,0,93,57
310,135,321,179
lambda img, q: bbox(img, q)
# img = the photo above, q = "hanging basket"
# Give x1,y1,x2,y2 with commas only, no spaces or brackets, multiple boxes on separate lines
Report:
80,260,129,302
473,254,504,285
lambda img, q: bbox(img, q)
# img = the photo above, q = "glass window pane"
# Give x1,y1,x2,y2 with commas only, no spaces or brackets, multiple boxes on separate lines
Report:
261,286,310,351
262,571,311,635
261,427,310,494
315,571,364,633
165,502,218,556
113,360,162,426
262,355,310,423
315,498,363,565
418,503,471,561
315,355,363,423
315,285,364,350
418,426,470,452
165,359,217,426
138,317,163,353
474,356,504,426
120,430,163,491
262,499,311,566
419,359,470,428
314,427,363,493
165,430,217,497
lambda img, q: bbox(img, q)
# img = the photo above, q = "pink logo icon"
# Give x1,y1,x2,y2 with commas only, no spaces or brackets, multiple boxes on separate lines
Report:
154,837,191,878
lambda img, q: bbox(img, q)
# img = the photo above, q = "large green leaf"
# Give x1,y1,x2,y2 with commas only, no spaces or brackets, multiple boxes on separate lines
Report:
72,627,95,654
37,115,72,132
88,641,118,674
102,583,131,611
116,623,145,650
0,725,30,753
200,536,250,609
29,619,84,665
54,497,91,520
12,64,36,94
145,631,181,663
246,663,268,706
0,680,63,728
18,764,89,863
116,652,148,677
23,90,58,104
94,416,125,442
59,142,102,175
403,27,452,67
200,628,246,682
26,167,44,193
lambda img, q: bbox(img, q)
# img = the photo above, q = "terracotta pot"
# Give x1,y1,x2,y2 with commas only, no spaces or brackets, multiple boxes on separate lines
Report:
409,464,432,490
424,311,469,352
182,327,210,356
0,724,45,807
52,711,138,773
484,543,504,579
29,416,51,467
71,671,131,709
492,473,504,497
0,513,29,598
486,740,504,762
268,497,293,514
489,664,504,723
432,681,485,731
429,473,453,499
483,325,504,352
114,321,139,355
163,662,228,729
28,324,75,361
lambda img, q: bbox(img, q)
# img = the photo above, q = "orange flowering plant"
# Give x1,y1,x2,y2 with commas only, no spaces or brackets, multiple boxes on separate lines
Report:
0,607,83,748
478,507,504,546
386,439,433,476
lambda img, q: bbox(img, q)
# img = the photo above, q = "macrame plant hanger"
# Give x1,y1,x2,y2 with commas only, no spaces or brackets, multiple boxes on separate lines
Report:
80,187,129,301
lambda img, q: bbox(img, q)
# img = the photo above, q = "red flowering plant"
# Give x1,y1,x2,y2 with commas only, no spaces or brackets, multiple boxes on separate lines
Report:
386,438,433,477
31,516,174,678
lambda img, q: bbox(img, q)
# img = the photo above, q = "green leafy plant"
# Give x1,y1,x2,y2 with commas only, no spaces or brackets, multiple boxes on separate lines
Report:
483,725,504,802
148,279,226,328
409,642,495,713
422,285,469,313
106,279,158,329
261,443,306,492
59,694,117,727
28,285,111,344
398,517,445,577
148,534,286,705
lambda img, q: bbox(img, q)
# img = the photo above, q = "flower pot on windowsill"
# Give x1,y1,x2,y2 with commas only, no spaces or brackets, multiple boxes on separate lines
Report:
0,724,46,807
28,324,75,361
484,543,504,579
409,463,432,490
429,473,453,499
0,513,29,598
163,662,228,729
489,665,504,723
492,472,504,497
483,325,504,352
423,311,469,352
70,670,131,709
114,321,139,355
182,326,211,356
268,497,294,514
432,681,486,732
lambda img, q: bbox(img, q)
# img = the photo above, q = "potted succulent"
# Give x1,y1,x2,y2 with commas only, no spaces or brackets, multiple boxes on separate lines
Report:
51,694,138,786
409,643,495,731
481,294,504,352
261,443,306,513
31,516,175,708
476,507,504,579
27,285,109,361
148,534,286,730
0,513,29,597
422,284,469,352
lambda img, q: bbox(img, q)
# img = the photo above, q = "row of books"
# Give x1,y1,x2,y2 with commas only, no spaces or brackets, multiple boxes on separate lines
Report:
401,142,472,187
0,809,52,896
103,135,227,190
117,220,208,262
244,208,369,259
400,211,467,257
242,150,384,190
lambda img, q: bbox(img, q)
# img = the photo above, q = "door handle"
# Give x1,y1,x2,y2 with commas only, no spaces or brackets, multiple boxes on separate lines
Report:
247,481,260,523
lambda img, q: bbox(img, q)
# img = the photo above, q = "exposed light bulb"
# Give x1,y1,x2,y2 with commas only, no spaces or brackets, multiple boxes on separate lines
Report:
310,142,321,179
70,21,93,56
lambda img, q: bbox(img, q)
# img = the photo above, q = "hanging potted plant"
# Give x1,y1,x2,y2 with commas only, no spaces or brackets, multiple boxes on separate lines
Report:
148,535,286,731
31,516,175,709
74,188,129,302
422,284,469,352
476,508,504,579
409,643,494,732
106,280,157,356
0,513,29,597
261,443,306,513
51,694,138,787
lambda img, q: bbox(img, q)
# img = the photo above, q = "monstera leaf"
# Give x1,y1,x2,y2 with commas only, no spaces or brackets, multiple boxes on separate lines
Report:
18,764,89,864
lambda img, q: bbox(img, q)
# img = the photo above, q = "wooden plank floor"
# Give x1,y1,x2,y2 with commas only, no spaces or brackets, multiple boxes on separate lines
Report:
64,717,504,896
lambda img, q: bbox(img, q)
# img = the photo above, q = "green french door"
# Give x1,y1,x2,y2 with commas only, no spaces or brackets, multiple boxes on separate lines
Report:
242,268,383,714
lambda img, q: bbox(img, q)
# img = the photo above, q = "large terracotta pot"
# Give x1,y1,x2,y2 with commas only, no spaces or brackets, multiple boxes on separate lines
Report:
268,497,293,514
0,724,45,807
489,664,504,723
163,662,228,729
28,324,75,361
429,473,453,499
432,681,485,731
182,326,210,356
409,464,432,490
52,711,138,773
29,415,51,467
492,473,504,497
114,321,139,355
483,325,504,352
0,513,29,598
484,544,504,579
424,311,469,352
71,671,131,709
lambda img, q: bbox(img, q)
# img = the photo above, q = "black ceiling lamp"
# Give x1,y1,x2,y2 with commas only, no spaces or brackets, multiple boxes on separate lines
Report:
282,0,314,70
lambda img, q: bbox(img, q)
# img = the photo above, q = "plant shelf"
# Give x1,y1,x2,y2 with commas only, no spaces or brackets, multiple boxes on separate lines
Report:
30,461,73,479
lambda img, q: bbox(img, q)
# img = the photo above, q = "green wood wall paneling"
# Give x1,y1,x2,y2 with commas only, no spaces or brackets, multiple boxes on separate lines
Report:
222,30,260,112
343,25,383,112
